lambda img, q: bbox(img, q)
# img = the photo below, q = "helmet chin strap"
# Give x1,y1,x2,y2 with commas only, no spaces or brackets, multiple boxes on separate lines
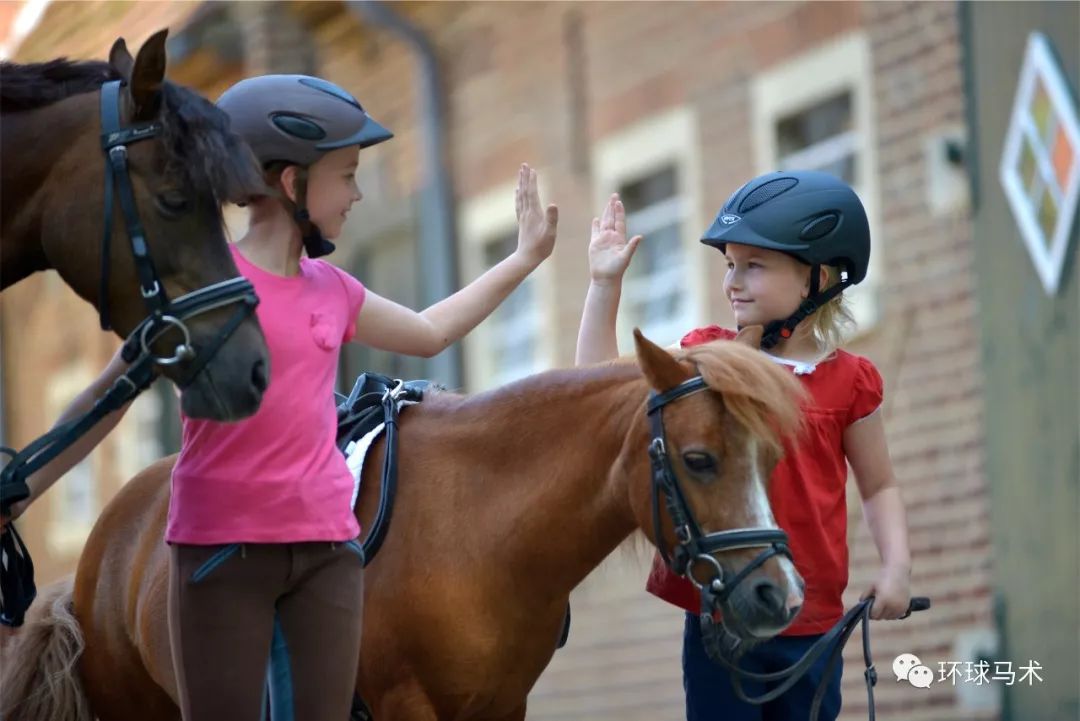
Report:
290,167,336,259
754,264,851,350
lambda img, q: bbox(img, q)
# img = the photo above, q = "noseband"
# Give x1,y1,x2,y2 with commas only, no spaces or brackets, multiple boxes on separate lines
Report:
98,79,257,383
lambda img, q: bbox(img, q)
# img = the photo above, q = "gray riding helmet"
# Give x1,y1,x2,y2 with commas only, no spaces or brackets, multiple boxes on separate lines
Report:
217,74,393,167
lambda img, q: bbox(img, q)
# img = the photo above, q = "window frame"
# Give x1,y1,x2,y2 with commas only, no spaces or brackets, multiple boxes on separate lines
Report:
592,107,707,352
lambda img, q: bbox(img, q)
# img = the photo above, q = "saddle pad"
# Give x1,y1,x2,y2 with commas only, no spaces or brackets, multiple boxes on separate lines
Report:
343,397,419,512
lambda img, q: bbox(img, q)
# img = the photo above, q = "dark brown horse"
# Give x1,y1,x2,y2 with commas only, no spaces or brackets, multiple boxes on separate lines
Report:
1,31,269,420
1,330,806,720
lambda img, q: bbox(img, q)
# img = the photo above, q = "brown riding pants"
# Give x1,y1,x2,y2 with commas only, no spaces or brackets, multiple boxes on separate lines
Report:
168,541,365,721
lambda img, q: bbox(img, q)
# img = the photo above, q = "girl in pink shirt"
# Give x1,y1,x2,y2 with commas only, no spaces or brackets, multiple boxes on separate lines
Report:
11,75,558,720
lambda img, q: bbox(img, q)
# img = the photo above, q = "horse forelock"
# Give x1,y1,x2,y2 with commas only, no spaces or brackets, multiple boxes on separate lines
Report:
679,341,806,454
159,84,268,208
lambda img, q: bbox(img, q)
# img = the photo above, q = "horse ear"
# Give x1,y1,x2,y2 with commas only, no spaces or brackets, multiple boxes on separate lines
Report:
108,38,134,81
634,328,693,392
129,29,169,122
734,325,763,349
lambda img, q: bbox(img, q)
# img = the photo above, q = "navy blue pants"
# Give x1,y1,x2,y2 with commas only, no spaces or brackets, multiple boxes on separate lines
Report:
682,613,843,721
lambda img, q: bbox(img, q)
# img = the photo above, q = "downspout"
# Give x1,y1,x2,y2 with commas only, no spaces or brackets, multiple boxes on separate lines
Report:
348,1,462,389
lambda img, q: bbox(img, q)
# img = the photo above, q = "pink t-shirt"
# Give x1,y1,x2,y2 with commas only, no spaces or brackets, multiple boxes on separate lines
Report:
166,245,366,544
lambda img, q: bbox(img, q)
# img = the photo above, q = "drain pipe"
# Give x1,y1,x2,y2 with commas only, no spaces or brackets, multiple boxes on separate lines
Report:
348,1,462,389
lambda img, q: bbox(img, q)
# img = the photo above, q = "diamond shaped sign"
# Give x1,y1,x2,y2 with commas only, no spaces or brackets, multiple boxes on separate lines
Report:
999,33,1080,295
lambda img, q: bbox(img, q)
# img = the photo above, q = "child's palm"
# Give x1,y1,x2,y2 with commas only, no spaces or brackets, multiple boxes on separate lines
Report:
515,164,558,264
589,194,642,282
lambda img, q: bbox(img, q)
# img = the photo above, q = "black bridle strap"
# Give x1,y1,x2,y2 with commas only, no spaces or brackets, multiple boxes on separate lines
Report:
98,80,165,331
646,376,708,413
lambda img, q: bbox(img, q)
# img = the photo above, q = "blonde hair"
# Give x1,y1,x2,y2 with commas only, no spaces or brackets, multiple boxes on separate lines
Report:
808,264,855,353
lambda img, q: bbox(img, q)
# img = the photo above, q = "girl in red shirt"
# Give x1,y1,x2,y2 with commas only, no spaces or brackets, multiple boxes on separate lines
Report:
576,171,912,720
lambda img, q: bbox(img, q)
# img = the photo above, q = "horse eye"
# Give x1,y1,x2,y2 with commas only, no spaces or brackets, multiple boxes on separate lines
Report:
682,452,718,474
155,191,190,216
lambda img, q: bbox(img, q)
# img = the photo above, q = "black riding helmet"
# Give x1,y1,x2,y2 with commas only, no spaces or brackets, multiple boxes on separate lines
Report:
218,75,394,259
701,170,870,349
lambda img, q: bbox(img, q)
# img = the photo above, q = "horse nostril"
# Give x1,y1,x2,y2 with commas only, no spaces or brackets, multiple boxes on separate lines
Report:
753,580,786,616
251,359,269,393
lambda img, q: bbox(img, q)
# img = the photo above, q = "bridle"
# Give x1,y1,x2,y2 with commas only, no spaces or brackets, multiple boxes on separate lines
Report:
647,376,792,615
97,78,257,384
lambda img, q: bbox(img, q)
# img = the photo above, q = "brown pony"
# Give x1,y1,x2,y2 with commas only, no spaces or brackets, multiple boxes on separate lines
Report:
0,31,269,420
1,330,806,721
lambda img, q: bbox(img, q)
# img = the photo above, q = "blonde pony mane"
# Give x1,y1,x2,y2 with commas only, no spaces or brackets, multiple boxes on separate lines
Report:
678,340,806,453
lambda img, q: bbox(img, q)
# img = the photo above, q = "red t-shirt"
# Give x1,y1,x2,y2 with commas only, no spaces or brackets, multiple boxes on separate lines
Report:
645,326,883,635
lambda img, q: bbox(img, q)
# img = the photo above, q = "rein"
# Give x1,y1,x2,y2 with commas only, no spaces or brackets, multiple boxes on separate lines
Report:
701,595,931,720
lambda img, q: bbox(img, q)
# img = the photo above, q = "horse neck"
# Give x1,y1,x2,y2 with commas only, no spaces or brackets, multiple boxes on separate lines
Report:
431,363,654,603
1,93,99,289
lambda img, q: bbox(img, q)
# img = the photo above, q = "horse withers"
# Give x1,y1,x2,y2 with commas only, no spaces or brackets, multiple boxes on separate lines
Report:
1,328,807,721
0,30,270,421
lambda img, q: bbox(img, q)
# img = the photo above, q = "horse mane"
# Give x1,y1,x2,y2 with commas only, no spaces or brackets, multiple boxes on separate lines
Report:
0,59,119,110
678,340,806,454
0,58,267,207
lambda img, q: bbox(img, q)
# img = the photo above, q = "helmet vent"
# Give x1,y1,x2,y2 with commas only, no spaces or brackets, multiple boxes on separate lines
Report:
800,213,840,240
298,77,363,110
271,113,327,141
738,177,798,213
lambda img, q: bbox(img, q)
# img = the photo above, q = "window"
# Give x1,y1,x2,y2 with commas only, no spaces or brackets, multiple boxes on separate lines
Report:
460,180,553,392
619,166,695,346
752,33,882,333
777,92,856,182
46,365,99,556
116,388,164,483
593,107,706,351
479,232,542,386
339,231,428,386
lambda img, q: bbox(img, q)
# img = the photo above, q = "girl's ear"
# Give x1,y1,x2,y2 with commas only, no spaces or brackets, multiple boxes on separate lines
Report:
279,165,299,203
801,265,830,298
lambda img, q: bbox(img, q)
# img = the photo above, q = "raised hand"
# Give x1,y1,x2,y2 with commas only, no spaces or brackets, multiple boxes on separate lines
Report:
514,163,558,266
589,193,642,283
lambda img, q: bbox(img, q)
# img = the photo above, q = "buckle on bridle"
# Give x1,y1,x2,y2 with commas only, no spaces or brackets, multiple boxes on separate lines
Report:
382,379,406,403
648,437,666,460
140,280,161,299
